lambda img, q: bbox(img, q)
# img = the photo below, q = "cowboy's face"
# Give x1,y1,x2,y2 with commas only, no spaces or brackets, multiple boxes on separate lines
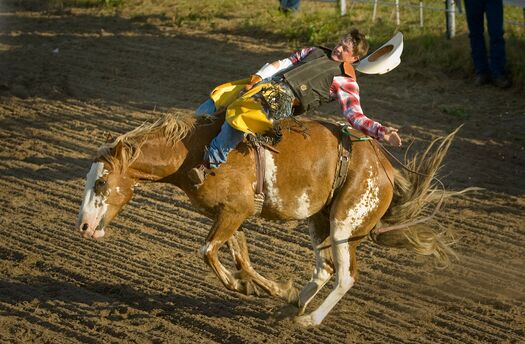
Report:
331,41,359,63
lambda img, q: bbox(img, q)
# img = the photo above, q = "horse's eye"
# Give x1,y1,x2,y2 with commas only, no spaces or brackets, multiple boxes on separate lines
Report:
94,179,107,193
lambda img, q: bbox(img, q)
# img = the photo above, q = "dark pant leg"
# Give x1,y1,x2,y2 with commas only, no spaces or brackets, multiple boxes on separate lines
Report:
464,0,490,76
206,121,245,168
486,0,506,78
280,0,300,11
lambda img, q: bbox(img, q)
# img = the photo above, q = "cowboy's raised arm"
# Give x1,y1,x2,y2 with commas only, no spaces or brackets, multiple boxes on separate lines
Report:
331,75,402,146
245,47,316,90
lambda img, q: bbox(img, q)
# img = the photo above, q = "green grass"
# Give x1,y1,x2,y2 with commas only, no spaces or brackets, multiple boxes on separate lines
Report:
440,105,470,120
36,0,525,89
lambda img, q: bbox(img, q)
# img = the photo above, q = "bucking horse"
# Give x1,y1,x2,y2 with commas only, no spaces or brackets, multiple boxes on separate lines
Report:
76,112,459,326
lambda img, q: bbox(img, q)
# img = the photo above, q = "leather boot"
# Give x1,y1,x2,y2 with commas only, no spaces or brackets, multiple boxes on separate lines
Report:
188,163,212,185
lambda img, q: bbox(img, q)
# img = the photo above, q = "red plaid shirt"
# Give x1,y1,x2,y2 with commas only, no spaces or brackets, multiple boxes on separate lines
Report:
288,47,386,140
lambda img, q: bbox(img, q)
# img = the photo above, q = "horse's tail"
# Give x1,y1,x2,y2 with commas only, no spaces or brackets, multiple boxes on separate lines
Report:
371,127,466,268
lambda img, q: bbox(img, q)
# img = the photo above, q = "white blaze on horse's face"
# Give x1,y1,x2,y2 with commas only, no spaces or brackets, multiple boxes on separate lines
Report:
76,162,109,239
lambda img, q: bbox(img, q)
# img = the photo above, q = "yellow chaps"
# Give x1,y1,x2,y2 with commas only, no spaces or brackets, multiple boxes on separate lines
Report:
210,79,274,134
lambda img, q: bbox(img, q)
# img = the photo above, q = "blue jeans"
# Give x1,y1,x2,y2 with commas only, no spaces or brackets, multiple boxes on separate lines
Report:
206,121,245,168
195,98,216,117
280,0,300,11
464,0,506,78
197,79,295,168
195,98,245,168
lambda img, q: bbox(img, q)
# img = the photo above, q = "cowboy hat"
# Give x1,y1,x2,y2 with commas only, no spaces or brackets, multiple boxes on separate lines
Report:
354,32,403,74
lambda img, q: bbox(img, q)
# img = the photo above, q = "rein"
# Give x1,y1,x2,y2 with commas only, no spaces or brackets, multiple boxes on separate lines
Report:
369,139,446,234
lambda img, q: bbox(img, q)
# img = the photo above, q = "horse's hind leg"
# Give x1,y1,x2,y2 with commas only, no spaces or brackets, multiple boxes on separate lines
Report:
297,212,334,315
295,219,355,327
296,213,363,317
349,241,360,282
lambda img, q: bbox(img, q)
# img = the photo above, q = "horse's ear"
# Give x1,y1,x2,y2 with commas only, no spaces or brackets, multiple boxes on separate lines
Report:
105,132,114,143
111,141,124,156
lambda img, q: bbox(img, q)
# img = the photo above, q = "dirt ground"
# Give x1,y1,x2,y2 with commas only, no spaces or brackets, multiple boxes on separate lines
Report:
1,2,524,343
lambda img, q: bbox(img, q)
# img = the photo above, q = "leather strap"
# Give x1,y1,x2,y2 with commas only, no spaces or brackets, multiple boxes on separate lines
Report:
253,143,266,215
328,131,352,202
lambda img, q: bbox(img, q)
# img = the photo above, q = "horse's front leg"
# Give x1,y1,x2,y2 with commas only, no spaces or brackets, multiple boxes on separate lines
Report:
227,229,252,271
231,241,299,303
224,227,298,302
226,229,261,296
200,212,247,293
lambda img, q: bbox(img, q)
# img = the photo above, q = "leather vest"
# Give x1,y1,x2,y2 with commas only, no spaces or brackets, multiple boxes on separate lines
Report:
281,47,355,113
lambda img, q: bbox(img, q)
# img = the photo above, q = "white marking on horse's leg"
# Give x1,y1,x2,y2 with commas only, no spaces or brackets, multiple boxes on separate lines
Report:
199,242,213,258
202,240,241,291
308,240,354,326
77,162,109,236
295,192,311,218
297,221,333,313
296,221,354,327
264,153,283,211
296,170,380,326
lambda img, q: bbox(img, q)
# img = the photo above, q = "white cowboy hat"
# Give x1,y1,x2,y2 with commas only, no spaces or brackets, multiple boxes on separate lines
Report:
354,32,404,74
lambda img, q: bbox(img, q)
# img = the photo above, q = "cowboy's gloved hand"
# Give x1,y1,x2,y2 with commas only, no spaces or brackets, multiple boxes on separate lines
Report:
383,127,402,147
245,74,262,91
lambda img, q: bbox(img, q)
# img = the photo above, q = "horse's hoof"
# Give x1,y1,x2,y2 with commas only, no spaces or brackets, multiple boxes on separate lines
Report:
229,279,241,292
280,279,299,304
241,280,260,296
233,271,261,296
286,285,300,304
294,314,316,327
269,304,299,323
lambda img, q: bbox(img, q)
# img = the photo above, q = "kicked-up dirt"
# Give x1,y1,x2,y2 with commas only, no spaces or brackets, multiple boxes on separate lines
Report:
1,2,524,343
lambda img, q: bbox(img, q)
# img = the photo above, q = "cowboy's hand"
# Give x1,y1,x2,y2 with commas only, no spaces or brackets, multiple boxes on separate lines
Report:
383,127,402,147
245,74,262,91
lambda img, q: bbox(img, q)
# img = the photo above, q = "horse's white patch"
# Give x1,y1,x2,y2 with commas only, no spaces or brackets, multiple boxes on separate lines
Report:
332,168,380,241
77,162,109,232
295,192,311,218
304,228,356,327
264,153,283,211
199,242,213,258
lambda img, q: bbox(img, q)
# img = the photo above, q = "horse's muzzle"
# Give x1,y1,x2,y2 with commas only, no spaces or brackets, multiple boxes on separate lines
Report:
76,218,106,239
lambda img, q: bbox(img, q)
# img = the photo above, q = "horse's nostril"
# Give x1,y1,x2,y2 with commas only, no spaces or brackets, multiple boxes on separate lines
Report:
81,223,89,231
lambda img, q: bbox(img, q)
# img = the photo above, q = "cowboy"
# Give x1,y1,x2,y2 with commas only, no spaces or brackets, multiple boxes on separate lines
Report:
188,29,402,185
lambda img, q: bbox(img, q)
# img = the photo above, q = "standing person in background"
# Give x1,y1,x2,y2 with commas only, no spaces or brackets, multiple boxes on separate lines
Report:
279,0,300,13
463,0,512,88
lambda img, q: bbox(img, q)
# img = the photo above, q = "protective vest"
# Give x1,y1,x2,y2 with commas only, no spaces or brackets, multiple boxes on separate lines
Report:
281,47,355,113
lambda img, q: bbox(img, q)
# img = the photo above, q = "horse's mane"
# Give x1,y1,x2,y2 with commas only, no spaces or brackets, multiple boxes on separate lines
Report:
96,112,197,172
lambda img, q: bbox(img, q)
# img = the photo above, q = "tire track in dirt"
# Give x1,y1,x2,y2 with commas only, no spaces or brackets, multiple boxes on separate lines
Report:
1,229,279,343
0,172,320,343
2,152,520,342
2,6,525,341
2,157,523,343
